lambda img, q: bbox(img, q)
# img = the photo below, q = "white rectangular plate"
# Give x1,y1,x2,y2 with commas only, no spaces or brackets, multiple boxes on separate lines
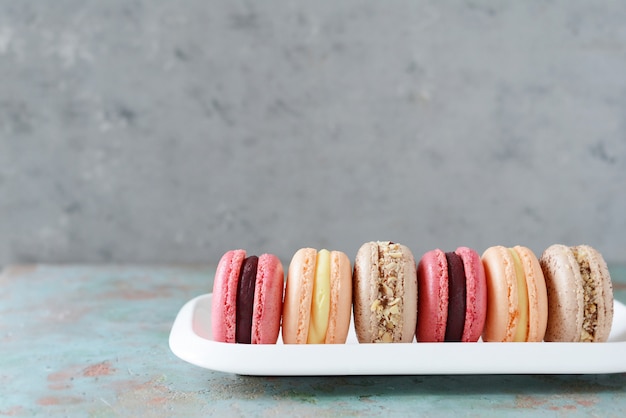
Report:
169,294,626,376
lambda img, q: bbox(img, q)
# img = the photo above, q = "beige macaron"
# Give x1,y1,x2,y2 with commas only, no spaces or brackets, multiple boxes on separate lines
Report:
539,244,614,342
353,241,417,343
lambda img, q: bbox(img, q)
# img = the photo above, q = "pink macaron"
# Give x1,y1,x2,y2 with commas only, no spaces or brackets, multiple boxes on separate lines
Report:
416,247,487,342
211,249,284,344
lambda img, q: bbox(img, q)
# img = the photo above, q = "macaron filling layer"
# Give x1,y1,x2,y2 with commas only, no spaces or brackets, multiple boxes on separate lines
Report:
236,256,259,344
444,252,466,342
573,247,598,342
308,249,331,344
371,242,404,343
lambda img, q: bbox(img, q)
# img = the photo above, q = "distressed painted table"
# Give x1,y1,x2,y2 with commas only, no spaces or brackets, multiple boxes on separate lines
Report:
2,264,626,417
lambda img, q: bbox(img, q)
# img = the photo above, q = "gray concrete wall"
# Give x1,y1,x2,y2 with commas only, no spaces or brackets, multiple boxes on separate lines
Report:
1,1,625,266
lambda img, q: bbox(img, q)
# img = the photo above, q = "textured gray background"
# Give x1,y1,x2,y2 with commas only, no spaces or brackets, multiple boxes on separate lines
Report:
1,1,625,266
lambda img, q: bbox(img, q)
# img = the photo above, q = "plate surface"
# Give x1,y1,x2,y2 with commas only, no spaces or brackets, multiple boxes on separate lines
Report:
169,294,626,375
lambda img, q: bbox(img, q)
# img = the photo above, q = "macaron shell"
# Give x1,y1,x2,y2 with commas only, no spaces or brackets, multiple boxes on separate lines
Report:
251,254,284,344
591,246,614,342
400,247,418,343
513,246,548,342
481,246,519,342
539,244,585,342
455,247,487,342
211,249,246,343
282,248,316,344
353,242,380,343
324,250,352,344
416,249,448,342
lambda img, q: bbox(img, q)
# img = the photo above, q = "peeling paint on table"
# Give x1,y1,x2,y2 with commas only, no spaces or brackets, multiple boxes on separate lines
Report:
2,265,626,417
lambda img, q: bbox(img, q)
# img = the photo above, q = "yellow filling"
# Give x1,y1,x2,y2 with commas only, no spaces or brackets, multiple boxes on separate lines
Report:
307,249,330,343
510,248,528,342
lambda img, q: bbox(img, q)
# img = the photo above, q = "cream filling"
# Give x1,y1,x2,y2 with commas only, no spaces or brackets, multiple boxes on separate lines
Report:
307,249,330,344
370,242,404,343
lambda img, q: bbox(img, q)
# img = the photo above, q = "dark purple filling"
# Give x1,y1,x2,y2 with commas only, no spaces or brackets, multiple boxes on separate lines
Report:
236,256,258,344
445,252,466,342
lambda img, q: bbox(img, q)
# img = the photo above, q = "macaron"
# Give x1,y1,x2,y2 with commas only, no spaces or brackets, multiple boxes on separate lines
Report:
416,247,487,342
282,248,352,344
353,241,417,343
211,250,284,344
481,246,548,342
539,244,614,342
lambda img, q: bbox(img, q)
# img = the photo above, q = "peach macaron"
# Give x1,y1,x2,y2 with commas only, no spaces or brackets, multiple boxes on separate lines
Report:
481,246,548,342
282,248,352,344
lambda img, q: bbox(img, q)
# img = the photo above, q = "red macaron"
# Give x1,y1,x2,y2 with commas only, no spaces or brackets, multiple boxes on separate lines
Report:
416,247,487,342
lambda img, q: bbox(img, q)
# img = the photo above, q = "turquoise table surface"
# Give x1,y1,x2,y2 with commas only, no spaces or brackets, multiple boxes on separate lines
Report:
2,264,626,417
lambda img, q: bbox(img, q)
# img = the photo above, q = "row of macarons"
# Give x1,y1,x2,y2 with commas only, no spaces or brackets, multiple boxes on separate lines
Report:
210,241,614,345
